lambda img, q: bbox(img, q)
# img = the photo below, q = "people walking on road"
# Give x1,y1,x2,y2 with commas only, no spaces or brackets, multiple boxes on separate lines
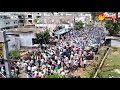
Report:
6,26,106,78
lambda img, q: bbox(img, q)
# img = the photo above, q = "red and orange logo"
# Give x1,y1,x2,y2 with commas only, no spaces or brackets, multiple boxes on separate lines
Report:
98,13,105,21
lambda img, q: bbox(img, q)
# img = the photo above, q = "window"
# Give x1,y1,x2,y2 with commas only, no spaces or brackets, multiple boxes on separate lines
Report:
18,15,24,19
37,16,40,18
0,16,2,18
28,15,32,18
28,20,32,24
19,20,24,23
5,21,10,25
14,20,18,24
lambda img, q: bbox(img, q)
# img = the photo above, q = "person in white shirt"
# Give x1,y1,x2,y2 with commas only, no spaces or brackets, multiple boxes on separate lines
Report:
11,69,15,77
38,71,42,77
70,54,74,59
40,72,44,78
30,60,34,64
41,59,44,63
55,55,57,60
27,65,31,72
65,56,68,61
57,60,61,65
51,69,53,75
23,62,28,72
31,65,36,72
26,72,33,78
43,68,47,75
1,67,5,74
83,60,87,68
17,62,20,67
33,70,38,77
61,71,65,76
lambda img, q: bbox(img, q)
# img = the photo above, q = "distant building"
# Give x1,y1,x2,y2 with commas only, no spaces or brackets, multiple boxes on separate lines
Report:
17,14,25,26
6,28,42,48
7,34,21,51
0,32,20,51
0,14,19,29
24,12,42,27
75,13,92,24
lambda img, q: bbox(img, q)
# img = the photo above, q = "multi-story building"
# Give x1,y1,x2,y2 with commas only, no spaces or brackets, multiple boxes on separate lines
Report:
24,12,42,26
75,13,92,23
15,14,25,26
0,12,26,27
0,14,19,29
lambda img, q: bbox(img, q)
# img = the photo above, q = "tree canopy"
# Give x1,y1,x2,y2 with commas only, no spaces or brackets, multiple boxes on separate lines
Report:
74,21,84,30
105,20,120,36
35,29,50,44
9,50,20,59
34,18,41,24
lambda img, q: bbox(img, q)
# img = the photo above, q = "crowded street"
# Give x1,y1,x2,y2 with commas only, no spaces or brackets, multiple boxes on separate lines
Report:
0,25,107,78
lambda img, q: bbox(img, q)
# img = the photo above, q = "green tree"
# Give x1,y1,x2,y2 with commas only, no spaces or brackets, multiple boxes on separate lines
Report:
74,21,84,30
35,29,50,44
34,19,38,23
9,50,20,59
34,18,41,24
105,20,120,36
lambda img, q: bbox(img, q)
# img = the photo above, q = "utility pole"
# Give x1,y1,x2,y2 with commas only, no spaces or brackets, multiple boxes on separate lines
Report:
1,30,11,78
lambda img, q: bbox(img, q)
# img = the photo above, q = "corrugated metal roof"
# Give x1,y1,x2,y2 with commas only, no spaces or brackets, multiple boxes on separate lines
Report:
54,28,70,35
106,36,120,40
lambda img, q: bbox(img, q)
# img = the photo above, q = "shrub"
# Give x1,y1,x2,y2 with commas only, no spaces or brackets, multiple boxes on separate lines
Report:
9,50,20,59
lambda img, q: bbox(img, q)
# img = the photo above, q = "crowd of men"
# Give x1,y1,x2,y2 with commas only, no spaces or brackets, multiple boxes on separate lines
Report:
0,26,106,78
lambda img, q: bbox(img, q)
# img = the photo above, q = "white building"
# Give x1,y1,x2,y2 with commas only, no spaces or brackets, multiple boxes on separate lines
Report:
7,35,20,51
6,28,43,48
75,13,92,24
0,14,19,29
0,32,20,52
24,12,42,26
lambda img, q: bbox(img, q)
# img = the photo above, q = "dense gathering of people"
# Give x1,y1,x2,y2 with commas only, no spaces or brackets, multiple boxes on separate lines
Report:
0,26,106,78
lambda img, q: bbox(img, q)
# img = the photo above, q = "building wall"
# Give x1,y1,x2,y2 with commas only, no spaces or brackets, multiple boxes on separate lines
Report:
7,31,36,48
40,16,74,24
111,40,120,47
0,18,18,29
24,12,39,25
75,14,92,23
7,35,20,51
19,32,35,47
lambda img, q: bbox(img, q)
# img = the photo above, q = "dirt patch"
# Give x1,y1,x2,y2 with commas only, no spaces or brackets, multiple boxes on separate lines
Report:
112,51,120,56
114,69,120,74
70,68,84,76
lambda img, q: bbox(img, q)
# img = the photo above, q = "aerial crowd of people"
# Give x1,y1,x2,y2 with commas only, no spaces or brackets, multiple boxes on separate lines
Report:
0,26,106,78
